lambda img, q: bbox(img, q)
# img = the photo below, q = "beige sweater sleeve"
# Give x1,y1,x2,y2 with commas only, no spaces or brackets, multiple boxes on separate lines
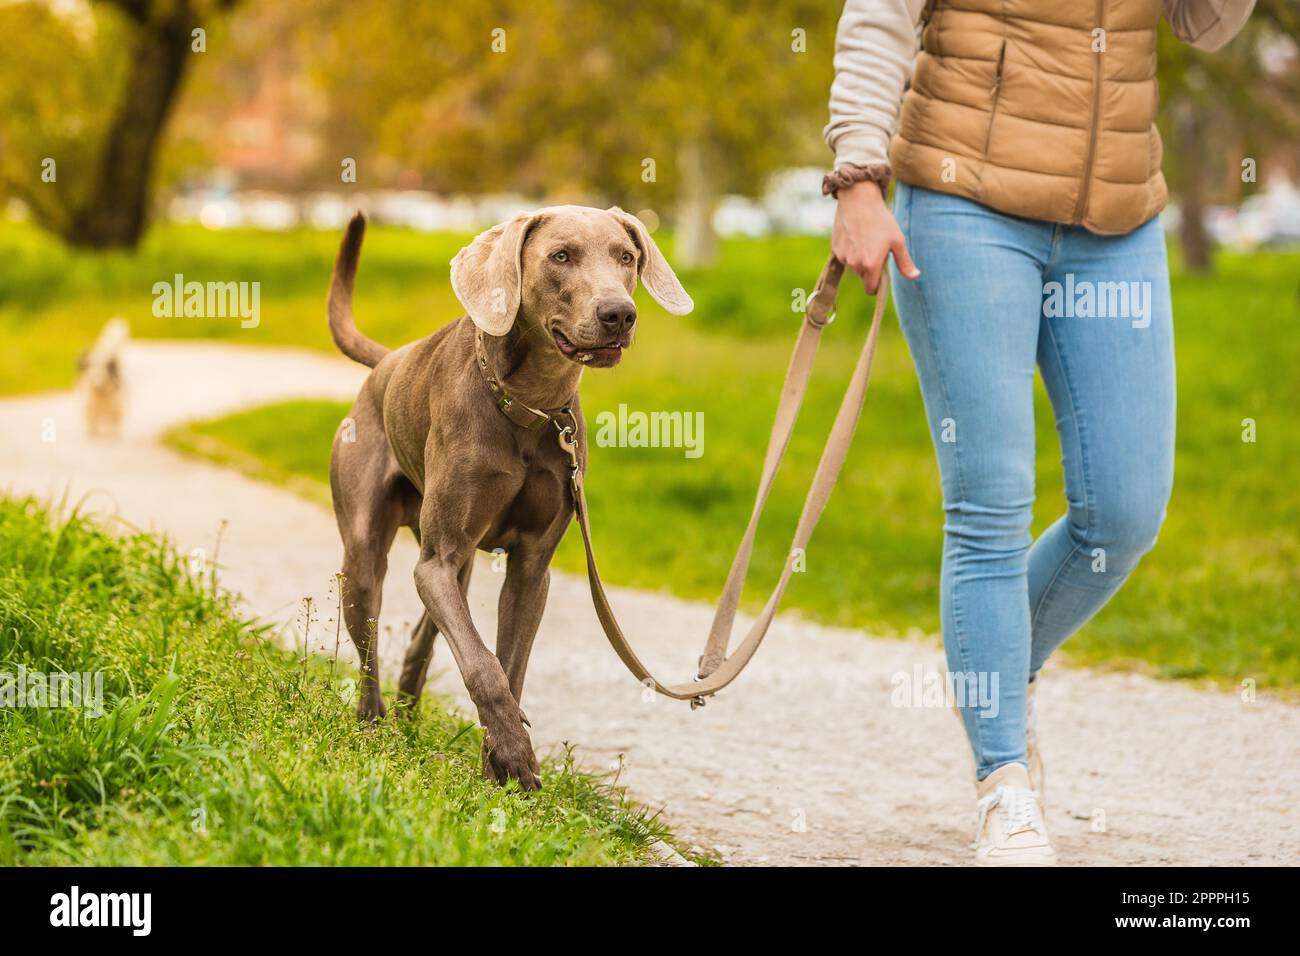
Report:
823,0,928,169
1163,0,1256,51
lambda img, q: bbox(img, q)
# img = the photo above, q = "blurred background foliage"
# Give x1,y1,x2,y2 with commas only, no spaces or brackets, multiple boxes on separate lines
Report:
1,0,1296,267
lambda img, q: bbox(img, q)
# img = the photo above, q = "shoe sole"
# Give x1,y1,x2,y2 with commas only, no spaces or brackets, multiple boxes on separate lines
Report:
975,855,1059,867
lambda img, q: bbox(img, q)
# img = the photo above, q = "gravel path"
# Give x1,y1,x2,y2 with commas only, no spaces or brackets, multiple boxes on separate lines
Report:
2,340,1295,865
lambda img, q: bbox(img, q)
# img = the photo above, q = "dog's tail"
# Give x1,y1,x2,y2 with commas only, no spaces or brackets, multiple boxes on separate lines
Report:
328,212,389,369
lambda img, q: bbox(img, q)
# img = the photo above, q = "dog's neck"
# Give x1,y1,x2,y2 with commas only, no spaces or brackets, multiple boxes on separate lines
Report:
479,318,582,412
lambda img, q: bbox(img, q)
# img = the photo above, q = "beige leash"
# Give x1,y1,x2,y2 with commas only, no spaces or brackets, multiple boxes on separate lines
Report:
556,255,889,706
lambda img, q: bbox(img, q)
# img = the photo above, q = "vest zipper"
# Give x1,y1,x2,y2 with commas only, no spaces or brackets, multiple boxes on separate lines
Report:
1073,0,1106,224
980,40,1008,163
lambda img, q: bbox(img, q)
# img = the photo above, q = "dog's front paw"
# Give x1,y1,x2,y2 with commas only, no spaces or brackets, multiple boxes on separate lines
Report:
355,688,388,723
480,724,542,791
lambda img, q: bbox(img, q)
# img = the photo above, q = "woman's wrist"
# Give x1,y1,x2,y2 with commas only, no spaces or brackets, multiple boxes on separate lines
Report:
838,178,887,207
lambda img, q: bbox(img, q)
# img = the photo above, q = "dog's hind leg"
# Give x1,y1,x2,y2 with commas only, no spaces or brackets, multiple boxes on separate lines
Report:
395,614,436,713
396,560,472,713
338,521,399,722
331,402,406,722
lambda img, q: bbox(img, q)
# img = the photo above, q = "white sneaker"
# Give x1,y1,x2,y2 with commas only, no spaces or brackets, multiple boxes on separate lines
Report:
1026,673,1045,800
972,763,1057,867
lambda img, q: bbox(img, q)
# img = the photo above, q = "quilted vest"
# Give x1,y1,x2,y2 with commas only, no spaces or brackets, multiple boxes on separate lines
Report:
890,0,1168,234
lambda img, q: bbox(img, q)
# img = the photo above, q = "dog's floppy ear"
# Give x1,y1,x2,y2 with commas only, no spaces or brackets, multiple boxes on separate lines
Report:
606,207,693,315
450,213,537,334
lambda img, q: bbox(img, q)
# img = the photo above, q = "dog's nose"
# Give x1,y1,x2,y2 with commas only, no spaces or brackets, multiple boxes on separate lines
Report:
595,297,637,335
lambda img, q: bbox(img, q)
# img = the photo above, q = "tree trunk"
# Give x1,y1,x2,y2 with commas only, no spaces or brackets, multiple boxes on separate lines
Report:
64,7,196,249
674,138,718,269
1176,105,1213,274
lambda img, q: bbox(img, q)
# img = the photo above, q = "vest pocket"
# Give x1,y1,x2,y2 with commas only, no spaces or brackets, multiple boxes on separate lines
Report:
981,40,1008,163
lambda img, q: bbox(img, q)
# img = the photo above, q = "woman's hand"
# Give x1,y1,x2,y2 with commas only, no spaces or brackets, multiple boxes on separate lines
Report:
831,179,920,294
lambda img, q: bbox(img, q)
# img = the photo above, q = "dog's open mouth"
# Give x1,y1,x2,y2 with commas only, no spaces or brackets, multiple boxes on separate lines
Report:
552,329,624,367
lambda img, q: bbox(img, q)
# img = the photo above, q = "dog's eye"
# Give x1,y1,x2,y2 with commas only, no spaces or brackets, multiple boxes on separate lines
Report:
552,250,569,263
620,251,634,265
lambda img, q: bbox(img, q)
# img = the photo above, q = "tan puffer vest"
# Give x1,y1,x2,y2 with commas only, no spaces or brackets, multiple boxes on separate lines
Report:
890,0,1167,235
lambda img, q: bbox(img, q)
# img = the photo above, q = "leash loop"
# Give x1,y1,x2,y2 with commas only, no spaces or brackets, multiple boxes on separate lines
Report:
563,255,889,706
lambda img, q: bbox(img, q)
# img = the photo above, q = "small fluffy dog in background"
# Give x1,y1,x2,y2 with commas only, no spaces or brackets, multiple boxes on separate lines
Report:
78,317,128,439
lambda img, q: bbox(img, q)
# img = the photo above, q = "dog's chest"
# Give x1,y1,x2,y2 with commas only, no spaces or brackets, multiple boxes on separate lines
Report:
475,438,576,551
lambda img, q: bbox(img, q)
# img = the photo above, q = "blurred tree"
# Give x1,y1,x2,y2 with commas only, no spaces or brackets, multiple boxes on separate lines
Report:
0,0,241,249
1158,0,1300,272
300,0,837,265
306,0,1299,269
2,0,1295,261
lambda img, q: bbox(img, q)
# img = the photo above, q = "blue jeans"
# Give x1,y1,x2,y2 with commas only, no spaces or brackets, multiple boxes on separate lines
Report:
889,183,1175,780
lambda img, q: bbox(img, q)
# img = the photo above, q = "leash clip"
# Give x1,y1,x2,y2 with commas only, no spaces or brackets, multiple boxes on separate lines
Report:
555,418,580,475
689,664,708,709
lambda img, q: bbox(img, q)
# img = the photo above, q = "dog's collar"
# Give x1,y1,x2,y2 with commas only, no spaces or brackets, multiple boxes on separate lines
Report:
474,328,563,430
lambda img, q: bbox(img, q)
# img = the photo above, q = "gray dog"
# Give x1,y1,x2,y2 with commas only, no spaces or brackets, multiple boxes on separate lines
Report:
327,206,692,788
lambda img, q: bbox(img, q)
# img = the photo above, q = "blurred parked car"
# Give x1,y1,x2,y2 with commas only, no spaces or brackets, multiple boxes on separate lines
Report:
1236,179,1300,248
1165,178,1300,250
714,196,771,238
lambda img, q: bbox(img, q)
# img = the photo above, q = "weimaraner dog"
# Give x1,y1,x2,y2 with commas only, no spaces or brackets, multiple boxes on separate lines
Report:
327,206,692,788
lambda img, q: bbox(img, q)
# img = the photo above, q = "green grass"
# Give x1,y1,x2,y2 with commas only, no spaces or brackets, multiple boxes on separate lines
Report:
0,497,674,865
0,221,473,394
5,219,1297,689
